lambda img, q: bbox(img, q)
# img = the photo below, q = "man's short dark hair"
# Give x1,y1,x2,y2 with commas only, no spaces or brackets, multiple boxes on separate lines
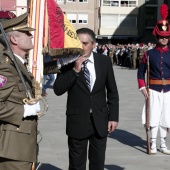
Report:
76,28,96,43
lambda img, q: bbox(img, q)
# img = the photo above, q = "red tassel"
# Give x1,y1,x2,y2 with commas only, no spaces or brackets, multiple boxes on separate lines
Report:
160,4,168,20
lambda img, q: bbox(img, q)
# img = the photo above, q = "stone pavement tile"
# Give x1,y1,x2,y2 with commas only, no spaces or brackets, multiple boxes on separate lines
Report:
37,66,170,170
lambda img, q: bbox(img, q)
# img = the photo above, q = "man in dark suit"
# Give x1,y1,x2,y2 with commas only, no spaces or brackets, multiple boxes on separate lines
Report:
0,13,40,170
53,28,119,170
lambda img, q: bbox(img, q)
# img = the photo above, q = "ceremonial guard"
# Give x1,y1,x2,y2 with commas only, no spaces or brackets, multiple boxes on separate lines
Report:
0,13,40,169
137,4,170,154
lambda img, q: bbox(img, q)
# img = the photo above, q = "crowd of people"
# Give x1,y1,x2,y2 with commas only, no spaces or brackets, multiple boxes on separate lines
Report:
93,42,156,69
41,41,157,97
42,42,158,96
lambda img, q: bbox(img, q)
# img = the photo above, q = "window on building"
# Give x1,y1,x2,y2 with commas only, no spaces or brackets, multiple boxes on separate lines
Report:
103,0,116,6
78,14,88,24
120,1,128,7
128,1,137,7
66,13,77,23
145,7,157,28
145,0,158,5
101,14,137,28
79,0,88,2
110,1,119,6
56,0,64,3
101,14,119,28
102,0,137,7
67,0,76,2
119,15,137,28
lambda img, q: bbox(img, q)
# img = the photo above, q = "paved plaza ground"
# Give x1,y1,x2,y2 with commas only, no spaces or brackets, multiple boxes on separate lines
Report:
37,65,170,170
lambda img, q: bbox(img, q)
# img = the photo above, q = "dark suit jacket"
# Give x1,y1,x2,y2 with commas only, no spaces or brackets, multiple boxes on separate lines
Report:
0,51,37,162
53,52,119,139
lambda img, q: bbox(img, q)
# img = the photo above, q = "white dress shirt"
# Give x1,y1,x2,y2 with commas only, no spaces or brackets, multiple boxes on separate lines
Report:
14,54,25,64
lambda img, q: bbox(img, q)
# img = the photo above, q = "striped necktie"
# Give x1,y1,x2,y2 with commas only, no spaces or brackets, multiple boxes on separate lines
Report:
82,60,91,91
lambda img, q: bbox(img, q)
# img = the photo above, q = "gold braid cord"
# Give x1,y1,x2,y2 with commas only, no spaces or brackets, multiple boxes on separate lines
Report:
42,46,83,57
34,80,42,100
22,80,41,104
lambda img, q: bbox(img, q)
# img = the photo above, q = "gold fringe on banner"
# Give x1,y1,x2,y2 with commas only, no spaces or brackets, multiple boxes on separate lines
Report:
42,47,83,57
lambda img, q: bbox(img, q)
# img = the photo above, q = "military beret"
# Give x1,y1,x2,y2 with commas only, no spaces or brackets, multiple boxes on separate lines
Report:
0,11,16,19
0,12,35,33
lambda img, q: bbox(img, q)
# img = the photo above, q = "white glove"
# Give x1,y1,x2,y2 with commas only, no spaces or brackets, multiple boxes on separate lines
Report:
23,102,40,118
57,55,80,68
35,102,40,112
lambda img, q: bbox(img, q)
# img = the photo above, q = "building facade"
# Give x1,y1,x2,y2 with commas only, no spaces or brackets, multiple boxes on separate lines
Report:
1,0,170,44
0,0,27,16
97,0,170,44
57,0,96,32
98,0,139,44
57,0,170,44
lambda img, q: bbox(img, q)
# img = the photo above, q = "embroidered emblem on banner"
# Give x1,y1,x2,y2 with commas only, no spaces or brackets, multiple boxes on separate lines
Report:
0,75,7,88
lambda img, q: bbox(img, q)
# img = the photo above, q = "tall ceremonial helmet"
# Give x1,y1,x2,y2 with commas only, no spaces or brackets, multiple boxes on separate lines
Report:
152,4,170,37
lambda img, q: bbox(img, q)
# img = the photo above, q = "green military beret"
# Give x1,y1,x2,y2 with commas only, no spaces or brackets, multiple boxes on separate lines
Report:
0,12,35,33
